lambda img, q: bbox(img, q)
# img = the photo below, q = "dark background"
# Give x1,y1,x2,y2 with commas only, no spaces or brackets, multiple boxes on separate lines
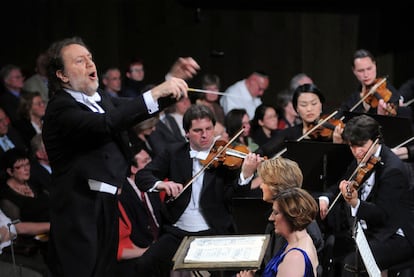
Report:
1,0,413,112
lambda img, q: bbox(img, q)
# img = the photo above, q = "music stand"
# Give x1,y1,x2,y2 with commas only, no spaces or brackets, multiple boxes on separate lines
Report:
172,235,270,272
342,111,414,148
284,140,354,193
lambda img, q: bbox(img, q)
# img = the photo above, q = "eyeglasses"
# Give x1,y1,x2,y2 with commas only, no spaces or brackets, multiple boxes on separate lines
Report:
13,162,30,170
33,101,46,106
130,68,144,73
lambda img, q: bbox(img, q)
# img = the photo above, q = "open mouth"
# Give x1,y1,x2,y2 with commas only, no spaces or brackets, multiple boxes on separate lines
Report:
89,71,97,80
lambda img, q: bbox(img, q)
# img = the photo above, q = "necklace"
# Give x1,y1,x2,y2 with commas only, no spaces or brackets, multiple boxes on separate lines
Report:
8,181,35,197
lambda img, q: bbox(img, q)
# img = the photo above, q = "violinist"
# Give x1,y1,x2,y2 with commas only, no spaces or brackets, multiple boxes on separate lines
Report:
134,104,261,276
257,83,344,158
338,49,401,117
318,115,414,276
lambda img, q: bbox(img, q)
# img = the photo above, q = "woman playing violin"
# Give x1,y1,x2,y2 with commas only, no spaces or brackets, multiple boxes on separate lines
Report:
339,49,401,117
318,115,414,276
258,83,343,158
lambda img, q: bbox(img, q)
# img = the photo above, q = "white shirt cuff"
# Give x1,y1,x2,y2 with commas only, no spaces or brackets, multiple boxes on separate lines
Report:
143,91,159,114
239,173,254,186
351,199,360,216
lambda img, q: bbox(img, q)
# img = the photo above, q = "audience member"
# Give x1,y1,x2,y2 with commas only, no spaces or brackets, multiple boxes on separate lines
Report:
116,145,162,276
135,104,261,276
0,107,27,159
128,116,159,157
250,104,280,147
275,89,301,129
120,58,147,97
167,97,192,138
101,67,122,97
237,187,319,277
289,73,313,91
220,71,269,119
14,91,46,149
23,52,49,102
42,36,198,277
0,64,28,124
225,108,258,152
147,109,187,157
195,73,225,124
0,148,50,276
29,134,52,194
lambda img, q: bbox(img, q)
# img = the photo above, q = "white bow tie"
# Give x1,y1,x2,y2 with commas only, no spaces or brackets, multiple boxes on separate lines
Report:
86,92,102,103
189,149,209,160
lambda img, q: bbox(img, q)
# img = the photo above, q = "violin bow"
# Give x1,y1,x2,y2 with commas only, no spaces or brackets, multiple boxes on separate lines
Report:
166,127,245,203
326,138,380,215
392,136,414,150
271,110,339,160
188,88,230,96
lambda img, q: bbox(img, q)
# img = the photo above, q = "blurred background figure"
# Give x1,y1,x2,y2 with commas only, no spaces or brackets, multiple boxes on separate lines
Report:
23,52,49,102
102,67,122,98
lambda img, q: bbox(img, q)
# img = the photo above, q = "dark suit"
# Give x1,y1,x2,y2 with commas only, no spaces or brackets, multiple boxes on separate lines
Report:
325,145,414,272
42,89,164,277
135,141,250,275
0,126,27,157
147,113,186,157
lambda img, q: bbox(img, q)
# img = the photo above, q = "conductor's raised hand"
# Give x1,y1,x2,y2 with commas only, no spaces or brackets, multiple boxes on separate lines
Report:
151,77,188,101
169,57,200,80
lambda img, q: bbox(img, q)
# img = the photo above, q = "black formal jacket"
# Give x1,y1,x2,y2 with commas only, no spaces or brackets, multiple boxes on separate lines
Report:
324,145,414,247
42,89,172,277
135,141,251,234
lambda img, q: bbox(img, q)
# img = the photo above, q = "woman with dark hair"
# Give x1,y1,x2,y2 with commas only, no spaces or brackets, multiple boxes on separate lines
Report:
250,104,280,147
14,91,46,149
257,83,343,158
0,148,50,276
225,108,258,152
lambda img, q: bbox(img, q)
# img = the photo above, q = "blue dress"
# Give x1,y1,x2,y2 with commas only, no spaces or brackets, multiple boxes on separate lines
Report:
263,243,315,277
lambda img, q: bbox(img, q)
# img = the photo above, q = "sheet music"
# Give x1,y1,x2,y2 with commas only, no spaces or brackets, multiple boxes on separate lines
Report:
354,222,381,277
184,236,266,263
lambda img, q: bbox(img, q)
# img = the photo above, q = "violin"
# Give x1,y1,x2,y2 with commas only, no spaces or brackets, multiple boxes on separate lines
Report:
326,138,380,215
348,155,381,190
361,77,397,116
308,114,345,140
200,140,254,170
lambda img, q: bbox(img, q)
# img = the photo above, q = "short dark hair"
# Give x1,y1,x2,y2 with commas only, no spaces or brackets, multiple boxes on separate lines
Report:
183,104,216,132
352,49,375,68
342,114,382,146
1,148,29,172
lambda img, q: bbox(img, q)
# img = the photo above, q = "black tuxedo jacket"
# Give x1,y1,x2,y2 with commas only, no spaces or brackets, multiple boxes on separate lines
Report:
136,142,251,234
325,145,414,247
43,89,168,277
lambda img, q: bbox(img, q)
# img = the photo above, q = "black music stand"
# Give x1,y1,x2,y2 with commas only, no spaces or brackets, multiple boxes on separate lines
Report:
284,140,354,194
342,111,414,148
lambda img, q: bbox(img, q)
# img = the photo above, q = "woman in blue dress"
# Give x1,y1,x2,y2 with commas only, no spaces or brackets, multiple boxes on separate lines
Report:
237,187,319,277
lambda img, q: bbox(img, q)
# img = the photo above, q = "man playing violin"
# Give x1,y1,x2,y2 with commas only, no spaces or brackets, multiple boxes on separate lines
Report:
134,104,261,276
339,49,401,117
319,115,414,276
